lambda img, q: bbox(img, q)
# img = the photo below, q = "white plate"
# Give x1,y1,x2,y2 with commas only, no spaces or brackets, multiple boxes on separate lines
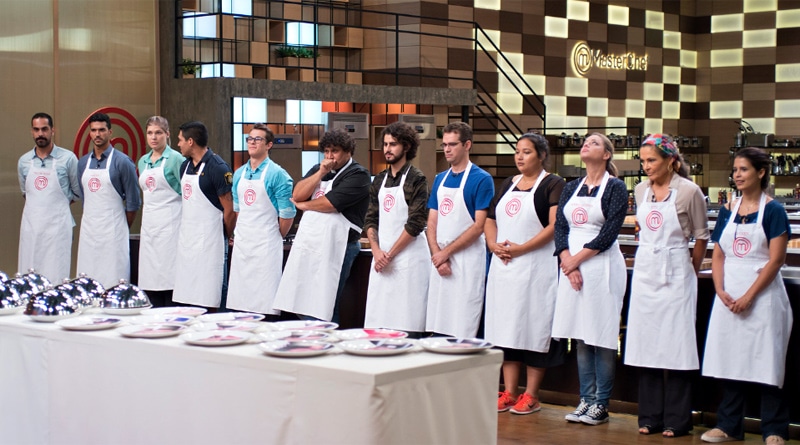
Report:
140,306,208,317
271,320,338,331
258,340,334,358
56,316,122,331
130,314,195,325
419,337,493,354
196,312,265,323
118,323,187,338
258,330,336,342
192,321,262,332
338,339,414,356
335,328,408,341
103,305,152,316
180,330,252,346
0,306,26,316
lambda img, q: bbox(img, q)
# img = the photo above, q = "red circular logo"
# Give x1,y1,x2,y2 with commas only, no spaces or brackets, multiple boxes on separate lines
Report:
244,188,257,206
439,197,454,216
313,190,325,199
182,183,192,200
145,175,157,192
733,236,752,258
34,176,48,191
571,207,588,225
645,210,663,231
505,198,522,217
72,107,145,161
383,194,395,212
88,177,102,192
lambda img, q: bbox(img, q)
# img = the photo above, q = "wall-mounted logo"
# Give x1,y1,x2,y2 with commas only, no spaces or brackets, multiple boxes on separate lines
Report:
572,41,648,77
73,107,145,161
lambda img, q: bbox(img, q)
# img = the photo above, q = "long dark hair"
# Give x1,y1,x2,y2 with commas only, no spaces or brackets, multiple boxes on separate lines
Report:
517,132,550,168
734,147,771,190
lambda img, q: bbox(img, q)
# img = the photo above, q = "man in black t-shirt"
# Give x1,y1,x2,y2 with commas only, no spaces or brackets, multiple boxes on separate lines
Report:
273,129,370,322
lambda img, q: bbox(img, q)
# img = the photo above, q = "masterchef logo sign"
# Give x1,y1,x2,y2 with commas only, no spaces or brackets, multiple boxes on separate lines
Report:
572,41,648,77
34,176,48,191
73,107,145,162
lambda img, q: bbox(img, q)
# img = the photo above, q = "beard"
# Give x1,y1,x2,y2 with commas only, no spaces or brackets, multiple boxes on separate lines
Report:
35,138,49,148
385,153,405,165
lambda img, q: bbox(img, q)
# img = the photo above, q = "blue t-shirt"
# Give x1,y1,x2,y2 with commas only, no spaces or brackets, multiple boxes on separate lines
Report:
427,164,494,220
232,157,296,219
711,200,791,244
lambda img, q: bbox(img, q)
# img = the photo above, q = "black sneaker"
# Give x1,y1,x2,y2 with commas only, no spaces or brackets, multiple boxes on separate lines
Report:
579,403,609,425
564,399,590,422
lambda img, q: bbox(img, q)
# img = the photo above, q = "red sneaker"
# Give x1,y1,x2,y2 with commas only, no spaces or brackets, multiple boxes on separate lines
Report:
510,393,541,415
497,391,516,412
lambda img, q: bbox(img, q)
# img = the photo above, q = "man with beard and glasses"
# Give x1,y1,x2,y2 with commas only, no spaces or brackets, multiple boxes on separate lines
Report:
76,112,141,288
362,122,429,337
17,112,81,282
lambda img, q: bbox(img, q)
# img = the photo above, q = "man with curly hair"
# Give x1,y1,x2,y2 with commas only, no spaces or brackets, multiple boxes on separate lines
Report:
363,122,429,335
274,128,370,322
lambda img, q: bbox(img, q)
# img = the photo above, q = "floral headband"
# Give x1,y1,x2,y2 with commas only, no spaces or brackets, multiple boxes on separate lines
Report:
642,134,678,158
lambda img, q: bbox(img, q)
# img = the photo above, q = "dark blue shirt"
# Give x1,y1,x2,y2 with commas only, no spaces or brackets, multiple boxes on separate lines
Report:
77,146,141,211
711,200,791,244
554,177,628,255
180,149,233,212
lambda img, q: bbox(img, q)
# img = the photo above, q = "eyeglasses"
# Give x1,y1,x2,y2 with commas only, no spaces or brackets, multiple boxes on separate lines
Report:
245,137,265,144
440,141,463,149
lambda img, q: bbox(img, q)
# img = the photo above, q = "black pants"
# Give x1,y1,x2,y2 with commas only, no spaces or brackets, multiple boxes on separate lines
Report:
637,367,693,433
144,290,174,308
715,379,789,441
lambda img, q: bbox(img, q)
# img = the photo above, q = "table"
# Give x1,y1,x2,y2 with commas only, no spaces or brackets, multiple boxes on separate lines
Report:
0,313,501,445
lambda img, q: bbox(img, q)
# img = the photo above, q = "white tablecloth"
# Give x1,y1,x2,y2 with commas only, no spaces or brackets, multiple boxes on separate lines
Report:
0,313,501,445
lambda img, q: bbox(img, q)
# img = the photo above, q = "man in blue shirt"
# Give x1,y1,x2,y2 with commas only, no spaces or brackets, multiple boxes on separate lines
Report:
227,124,296,318
426,122,494,337
18,112,81,282
76,112,140,288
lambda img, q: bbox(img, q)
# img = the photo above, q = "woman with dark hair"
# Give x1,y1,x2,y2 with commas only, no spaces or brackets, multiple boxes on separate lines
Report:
487,133,566,415
551,133,628,425
700,147,792,445
623,134,709,437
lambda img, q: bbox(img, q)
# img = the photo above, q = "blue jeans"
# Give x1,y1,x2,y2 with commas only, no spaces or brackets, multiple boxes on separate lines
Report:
300,239,360,323
218,242,230,311
715,379,789,441
576,340,616,407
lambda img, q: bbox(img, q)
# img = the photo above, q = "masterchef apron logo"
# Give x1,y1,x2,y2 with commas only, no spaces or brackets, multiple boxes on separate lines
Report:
732,236,752,258
88,177,102,192
645,210,664,231
383,194,395,212
145,175,157,192
439,197,454,216
34,176,48,191
182,183,192,200
313,190,325,199
571,207,588,225
505,198,522,217
243,188,257,206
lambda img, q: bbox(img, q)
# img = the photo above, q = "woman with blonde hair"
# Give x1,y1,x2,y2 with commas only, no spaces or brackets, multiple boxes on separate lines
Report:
551,133,628,425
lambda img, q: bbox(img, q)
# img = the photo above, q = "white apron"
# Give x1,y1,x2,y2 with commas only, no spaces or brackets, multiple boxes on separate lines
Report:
273,159,361,321
485,170,558,352
19,156,73,282
364,168,430,331
426,162,487,338
551,172,627,350
137,158,181,290
76,149,130,288
702,194,793,387
625,186,699,370
226,163,283,315
172,162,225,307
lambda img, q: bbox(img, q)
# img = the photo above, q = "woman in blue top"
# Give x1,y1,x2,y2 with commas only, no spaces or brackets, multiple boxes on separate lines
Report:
701,147,792,445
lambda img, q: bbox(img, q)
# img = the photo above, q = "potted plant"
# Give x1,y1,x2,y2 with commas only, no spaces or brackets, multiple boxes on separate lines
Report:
181,58,201,78
274,46,317,67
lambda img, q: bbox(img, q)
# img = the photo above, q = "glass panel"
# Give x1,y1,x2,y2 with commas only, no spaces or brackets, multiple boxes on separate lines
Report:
183,13,217,38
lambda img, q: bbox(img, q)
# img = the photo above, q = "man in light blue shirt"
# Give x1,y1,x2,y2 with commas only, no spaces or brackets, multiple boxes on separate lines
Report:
17,112,81,281
227,124,296,317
